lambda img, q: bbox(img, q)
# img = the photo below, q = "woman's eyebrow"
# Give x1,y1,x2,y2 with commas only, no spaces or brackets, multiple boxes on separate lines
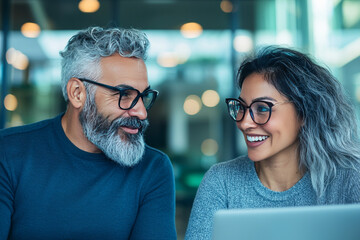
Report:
252,96,277,102
238,97,246,103
239,96,277,103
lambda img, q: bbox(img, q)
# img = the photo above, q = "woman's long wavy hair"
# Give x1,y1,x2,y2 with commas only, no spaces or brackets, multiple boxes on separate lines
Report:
237,46,360,197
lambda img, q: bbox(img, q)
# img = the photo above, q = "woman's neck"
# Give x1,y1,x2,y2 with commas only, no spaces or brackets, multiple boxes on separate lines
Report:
255,157,305,192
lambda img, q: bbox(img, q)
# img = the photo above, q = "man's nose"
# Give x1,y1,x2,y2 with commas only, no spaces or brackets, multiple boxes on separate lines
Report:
127,98,147,120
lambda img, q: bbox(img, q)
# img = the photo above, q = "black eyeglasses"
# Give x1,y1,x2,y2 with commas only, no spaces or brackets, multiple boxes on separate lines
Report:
78,78,159,110
225,98,290,125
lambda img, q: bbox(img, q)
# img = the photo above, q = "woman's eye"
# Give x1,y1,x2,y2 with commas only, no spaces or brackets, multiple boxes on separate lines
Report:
256,105,270,113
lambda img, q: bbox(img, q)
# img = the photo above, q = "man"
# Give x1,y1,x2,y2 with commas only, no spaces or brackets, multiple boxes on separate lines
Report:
0,27,176,239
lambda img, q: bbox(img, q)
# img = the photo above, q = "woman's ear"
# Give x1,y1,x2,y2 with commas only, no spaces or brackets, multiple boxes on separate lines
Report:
66,78,87,109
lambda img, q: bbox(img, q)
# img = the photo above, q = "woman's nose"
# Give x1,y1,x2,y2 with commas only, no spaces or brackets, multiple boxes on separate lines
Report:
236,109,257,130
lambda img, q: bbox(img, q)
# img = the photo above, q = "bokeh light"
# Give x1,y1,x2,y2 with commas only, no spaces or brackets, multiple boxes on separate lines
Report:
6,48,29,70
184,95,202,115
4,94,18,111
157,52,179,68
220,0,233,13
201,90,220,107
234,35,253,53
180,22,203,39
78,0,100,13
21,22,41,38
201,138,219,156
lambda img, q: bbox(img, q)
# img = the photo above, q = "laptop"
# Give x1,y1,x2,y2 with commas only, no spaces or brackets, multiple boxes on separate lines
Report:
212,204,360,240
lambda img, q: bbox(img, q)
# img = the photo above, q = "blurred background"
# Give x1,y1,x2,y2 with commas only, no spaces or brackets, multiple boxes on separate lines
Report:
1,0,360,238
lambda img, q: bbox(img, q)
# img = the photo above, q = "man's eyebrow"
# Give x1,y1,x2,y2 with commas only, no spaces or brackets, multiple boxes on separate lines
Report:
115,84,151,92
115,84,134,89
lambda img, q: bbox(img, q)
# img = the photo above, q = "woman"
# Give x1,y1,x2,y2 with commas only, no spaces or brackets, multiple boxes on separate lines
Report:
185,46,360,240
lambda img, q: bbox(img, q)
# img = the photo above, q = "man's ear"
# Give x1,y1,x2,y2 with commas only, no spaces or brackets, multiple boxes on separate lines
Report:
66,78,87,109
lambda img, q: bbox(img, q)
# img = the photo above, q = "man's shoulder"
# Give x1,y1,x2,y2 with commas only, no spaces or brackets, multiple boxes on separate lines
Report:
0,116,58,140
144,145,170,160
140,145,172,171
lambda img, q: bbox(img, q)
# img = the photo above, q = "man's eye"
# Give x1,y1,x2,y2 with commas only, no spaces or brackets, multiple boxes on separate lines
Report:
121,91,130,97
121,89,137,99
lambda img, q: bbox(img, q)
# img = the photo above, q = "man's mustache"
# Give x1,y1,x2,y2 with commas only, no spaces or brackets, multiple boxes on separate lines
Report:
111,117,149,135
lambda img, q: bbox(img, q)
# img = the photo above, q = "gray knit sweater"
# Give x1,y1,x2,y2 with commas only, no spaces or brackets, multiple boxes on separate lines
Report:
185,155,360,240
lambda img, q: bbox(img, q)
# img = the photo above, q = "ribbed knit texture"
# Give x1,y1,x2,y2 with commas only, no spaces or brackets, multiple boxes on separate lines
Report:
185,156,360,240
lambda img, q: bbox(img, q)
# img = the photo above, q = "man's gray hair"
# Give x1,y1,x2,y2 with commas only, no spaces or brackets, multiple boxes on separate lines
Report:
59,26,150,102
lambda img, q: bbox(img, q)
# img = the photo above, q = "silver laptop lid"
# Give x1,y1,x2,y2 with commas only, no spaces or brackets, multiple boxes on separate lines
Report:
212,204,360,240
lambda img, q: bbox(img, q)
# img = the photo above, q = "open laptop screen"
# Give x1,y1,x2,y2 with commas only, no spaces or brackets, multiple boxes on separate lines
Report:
212,204,360,240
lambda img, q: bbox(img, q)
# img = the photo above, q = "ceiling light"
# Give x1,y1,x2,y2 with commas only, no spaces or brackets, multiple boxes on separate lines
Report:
180,22,203,39
78,0,100,13
21,22,41,38
220,0,233,13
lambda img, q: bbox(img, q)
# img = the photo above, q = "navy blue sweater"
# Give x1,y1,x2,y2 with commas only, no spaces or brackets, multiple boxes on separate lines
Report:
0,114,176,239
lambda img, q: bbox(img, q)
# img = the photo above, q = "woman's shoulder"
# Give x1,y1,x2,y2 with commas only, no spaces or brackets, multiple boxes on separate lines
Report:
326,163,360,203
336,162,360,179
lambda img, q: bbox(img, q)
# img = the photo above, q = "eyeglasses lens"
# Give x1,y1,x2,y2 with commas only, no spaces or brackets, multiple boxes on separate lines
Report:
119,89,139,109
227,100,271,124
250,102,271,124
119,89,156,110
228,100,243,121
142,92,156,109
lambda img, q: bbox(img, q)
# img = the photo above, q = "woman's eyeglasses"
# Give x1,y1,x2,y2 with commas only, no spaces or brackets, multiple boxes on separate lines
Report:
225,98,290,125
78,78,159,110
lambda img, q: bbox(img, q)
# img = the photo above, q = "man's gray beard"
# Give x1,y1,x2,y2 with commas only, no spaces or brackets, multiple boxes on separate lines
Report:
79,96,149,167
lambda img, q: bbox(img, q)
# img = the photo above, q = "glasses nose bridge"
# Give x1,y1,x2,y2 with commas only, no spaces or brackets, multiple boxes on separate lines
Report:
243,104,256,123
138,91,147,101
129,90,144,109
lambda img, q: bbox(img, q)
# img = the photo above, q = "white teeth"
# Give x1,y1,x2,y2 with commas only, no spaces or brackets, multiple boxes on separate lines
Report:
247,135,268,142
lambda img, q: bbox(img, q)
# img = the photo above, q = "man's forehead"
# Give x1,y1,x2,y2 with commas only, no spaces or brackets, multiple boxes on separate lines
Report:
100,54,146,71
99,54,148,90
135,58,147,72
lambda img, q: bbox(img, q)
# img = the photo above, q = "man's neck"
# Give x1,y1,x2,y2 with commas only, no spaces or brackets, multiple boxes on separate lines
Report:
61,109,101,153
